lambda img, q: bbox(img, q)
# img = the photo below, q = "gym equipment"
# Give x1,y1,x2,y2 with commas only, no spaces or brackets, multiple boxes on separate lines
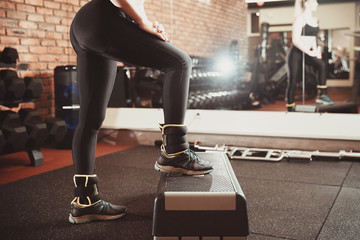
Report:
44,118,67,145
0,70,26,104
107,67,132,107
124,54,252,110
194,144,360,162
152,152,249,240
0,110,29,153
0,47,18,68
18,108,48,148
294,102,358,113
0,110,44,166
23,77,43,101
54,65,79,148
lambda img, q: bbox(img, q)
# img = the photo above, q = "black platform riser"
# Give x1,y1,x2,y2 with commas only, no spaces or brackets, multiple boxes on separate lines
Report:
153,193,248,236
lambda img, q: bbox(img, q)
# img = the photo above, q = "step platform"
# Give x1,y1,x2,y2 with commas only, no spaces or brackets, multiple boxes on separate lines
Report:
152,152,249,240
294,101,358,113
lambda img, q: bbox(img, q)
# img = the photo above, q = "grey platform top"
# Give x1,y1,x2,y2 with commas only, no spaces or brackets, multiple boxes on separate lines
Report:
164,152,235,192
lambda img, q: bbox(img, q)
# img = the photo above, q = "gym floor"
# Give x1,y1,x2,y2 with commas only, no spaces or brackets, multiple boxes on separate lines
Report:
0,90,359,239
0,143,359,239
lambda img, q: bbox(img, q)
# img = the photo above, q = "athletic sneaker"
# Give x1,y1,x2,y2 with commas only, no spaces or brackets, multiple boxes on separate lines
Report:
316,95,334,105
155,149,214,175
69,200,127,224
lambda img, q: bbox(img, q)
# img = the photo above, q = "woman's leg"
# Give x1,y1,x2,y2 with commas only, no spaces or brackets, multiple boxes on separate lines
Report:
68,21,127,224
286,46,302,111
72,48,117,174
306,56,333,105
99,7,212,174
103,21,192,124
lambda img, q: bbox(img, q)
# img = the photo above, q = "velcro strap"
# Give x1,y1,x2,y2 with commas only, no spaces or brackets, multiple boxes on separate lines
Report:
74,184,98,198
165,142,190,154
163,125,188,135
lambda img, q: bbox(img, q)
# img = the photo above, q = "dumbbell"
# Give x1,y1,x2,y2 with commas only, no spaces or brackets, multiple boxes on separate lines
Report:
0,47,18,64
18,108,48,149
0,70,26,103
23,77,43,101
0,110,29,154
45,118,67,145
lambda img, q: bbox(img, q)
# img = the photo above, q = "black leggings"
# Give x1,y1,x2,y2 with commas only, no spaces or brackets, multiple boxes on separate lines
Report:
70,0,192,174
286,46,326,104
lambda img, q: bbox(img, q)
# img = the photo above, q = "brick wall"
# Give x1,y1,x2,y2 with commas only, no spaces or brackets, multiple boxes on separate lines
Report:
0,0,248,119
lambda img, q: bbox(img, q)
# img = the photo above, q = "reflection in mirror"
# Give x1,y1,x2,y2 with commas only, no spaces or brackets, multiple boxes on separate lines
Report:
320,28,351,80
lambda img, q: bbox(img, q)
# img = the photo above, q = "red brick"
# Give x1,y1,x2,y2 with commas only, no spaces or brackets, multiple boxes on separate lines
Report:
56,40,70,48
68,12,75,18
38,23,55,31
44,16,61,24
8,0,25,3
44,0,60,9
0,18,18,28
19,20,38,29
0,36,20,45
46,31,62,39
0,9,5,18
19,54,38,62
21,38,40,46
40,39,56,46
55,24,68,33
62,33,70,40
36,6,51,15
80,1,87,7
64,47,75,55
6,28,26,37
27,29,46,38
16,3,35,13
47,62,61,70
0,28,5,35
0,1,16,10
55,0,79,5
61,4,73,12
53,10,68,18
38,108,49,116
60,18,72,26
6,10,27,20
68,55,76,63
47,47,63,54
29,62,47,71
43,85,54,93
38,72,52,78
25,0,44,6
27,13,44,22
38,55,57,62
29,46,48,54
13,45,29,53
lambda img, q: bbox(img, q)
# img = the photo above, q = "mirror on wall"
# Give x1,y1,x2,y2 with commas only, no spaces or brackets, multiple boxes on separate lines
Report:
108,0,359,114
320,28,351,80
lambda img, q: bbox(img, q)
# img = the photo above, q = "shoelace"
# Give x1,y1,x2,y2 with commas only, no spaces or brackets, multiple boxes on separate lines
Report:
186,149,201,163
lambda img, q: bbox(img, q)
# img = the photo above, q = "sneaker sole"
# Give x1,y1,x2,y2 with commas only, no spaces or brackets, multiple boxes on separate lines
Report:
154,161,213,175
69,212,126,224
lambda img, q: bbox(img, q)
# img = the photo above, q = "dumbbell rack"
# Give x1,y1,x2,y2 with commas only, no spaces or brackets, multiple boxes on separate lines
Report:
0,68,45,166
0,48,67,166
188,57,249,110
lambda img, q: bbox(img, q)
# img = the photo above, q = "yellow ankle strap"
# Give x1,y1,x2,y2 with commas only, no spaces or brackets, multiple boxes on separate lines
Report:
161,144,187,158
